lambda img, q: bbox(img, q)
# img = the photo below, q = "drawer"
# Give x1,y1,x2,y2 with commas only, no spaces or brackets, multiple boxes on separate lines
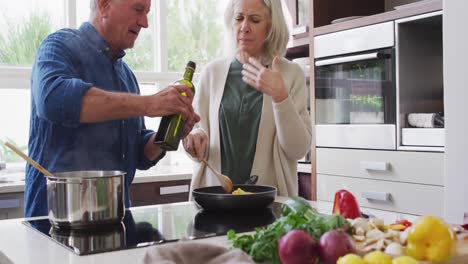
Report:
317,148,444,185
317,174,444,216
130,180,191,207
317,200,419,224
0,193,24,219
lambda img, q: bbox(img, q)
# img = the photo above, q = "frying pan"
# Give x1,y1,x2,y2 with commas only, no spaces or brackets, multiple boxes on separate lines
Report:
192,184,277,211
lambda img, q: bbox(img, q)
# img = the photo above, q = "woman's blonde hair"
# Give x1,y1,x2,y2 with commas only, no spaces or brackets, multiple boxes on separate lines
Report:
224,0,290,65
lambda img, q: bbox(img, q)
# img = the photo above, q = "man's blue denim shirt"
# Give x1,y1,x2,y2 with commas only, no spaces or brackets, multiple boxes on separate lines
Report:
26,22,163,217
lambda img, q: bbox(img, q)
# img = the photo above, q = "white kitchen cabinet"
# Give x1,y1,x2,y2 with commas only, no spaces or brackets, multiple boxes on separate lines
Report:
395,11,444,151
317,148,444,185
0,193,24,220
317,173,444,216
317,200,419,224
316,148,444,217
314,8,445,218
443,0,468,224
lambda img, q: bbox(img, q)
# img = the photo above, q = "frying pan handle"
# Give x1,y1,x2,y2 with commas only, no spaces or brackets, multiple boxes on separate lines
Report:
245,175,259,185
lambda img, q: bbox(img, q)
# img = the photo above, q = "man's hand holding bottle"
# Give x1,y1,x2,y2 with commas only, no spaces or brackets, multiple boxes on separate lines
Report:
153,84,200,137
146,84,196,121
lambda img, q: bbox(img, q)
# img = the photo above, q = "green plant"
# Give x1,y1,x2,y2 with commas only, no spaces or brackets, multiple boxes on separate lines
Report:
124,15,154,71
125,0,225,72
0,138,28,163
167,0,225,71
0,11,53,66
350,61,386,80
350,94,383,112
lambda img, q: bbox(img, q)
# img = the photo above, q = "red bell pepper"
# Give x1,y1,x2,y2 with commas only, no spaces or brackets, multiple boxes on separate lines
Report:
388,219,412,231
332,189,361,219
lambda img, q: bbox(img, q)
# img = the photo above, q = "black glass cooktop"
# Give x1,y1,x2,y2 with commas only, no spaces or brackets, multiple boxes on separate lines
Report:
23,202,282,256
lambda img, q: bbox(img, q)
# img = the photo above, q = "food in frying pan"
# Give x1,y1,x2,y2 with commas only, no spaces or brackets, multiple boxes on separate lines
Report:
232,188,253,195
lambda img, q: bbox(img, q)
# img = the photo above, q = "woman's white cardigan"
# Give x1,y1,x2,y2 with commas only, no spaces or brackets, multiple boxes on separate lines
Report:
189,56,312,197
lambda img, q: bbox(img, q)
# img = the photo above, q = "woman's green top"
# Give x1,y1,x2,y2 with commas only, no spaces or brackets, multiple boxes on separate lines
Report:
219,58,263,184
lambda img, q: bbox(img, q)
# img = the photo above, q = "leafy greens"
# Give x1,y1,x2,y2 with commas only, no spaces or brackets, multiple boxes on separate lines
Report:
227,197,351,264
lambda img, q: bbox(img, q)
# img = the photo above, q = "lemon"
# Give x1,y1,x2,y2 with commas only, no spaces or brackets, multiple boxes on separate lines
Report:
337,254,365,264
363,251,392,264
392,256,419,264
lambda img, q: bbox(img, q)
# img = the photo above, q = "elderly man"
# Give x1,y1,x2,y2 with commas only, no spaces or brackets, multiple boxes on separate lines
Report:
26,0,199,217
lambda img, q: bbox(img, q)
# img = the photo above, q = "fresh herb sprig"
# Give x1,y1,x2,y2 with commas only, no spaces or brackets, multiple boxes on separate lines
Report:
227,197,351,264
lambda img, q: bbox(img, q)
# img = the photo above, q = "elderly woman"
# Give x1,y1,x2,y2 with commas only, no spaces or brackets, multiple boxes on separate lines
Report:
183,0,312,196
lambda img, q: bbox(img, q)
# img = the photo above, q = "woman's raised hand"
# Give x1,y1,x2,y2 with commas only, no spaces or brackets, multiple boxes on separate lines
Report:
241,56,288,103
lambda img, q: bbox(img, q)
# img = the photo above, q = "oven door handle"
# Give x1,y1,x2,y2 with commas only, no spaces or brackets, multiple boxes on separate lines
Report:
315,52,391,67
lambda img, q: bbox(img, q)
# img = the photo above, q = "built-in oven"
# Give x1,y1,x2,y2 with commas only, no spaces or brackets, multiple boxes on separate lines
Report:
314,21,396,150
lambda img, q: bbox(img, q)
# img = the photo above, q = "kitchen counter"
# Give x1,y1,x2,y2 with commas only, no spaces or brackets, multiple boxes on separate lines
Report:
2,197,468,264
0,164,193,194
0,163,313,194
0,197,295,264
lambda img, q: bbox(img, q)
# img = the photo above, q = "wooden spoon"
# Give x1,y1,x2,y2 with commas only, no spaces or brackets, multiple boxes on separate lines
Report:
201,158,233,193
4,142,53,177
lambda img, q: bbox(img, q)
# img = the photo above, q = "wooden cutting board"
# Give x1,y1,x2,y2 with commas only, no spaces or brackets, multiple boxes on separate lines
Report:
359,237,468,263
444,240,468,264
416,239,468,264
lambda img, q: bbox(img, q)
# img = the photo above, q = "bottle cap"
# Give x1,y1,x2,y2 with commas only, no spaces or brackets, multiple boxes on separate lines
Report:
187,61,196,70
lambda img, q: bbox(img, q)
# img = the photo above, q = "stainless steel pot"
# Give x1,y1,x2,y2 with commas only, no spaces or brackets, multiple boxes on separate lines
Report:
47,170,126,229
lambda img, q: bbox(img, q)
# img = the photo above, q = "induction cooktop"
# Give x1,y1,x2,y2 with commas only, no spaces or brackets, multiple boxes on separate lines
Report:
23,202,282,256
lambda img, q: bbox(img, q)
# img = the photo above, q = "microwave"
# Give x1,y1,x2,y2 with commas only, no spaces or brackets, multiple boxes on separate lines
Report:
314,22,397,150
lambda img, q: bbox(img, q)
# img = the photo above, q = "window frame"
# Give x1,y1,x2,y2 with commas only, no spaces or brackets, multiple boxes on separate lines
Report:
0,0,184,90
0,0,200,167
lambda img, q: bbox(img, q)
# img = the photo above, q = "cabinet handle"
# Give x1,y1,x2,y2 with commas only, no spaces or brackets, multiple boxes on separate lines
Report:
315,52,391,67
360,161,389,171
292,25,308,36
362,192,392,202
0,199,20,209
160,185,189,195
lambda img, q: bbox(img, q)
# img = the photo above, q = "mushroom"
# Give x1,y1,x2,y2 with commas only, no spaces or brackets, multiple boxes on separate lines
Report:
369,218,385,229
364,239,385,252
353,234,366,242
352,218,370,233
400,228,410,245
385,242,405,256
366,228,385,240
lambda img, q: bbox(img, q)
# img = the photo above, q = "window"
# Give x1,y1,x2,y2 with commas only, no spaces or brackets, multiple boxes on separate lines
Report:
0,0,64,67
76,1,157,72
0,89,30,165
0,0,229,170
166,0,228,72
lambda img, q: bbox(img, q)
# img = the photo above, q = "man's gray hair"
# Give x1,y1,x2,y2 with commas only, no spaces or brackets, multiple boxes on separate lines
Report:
224,0,290,65
90,0,97,17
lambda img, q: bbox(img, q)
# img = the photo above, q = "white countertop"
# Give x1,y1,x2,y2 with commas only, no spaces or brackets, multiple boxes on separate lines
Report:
0,197,302,264
0,163,312,194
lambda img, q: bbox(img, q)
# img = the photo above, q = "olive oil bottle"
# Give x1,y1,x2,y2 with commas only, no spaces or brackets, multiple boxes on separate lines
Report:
154,61,196,150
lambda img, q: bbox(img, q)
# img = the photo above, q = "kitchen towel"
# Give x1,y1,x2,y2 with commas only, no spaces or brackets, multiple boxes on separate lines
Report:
407,113,444,128
143,240,255,264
